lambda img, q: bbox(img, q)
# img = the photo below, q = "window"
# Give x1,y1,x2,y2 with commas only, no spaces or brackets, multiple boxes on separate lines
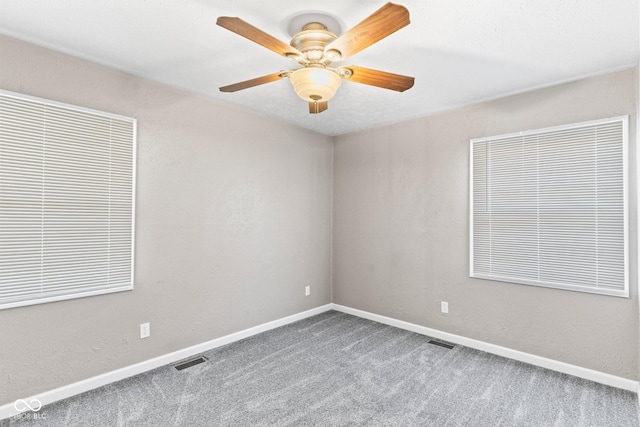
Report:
470,116,628,297
0,90,136,309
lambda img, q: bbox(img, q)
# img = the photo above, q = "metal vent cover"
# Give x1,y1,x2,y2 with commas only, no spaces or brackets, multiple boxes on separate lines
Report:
428,340,455,350
174,356,208,371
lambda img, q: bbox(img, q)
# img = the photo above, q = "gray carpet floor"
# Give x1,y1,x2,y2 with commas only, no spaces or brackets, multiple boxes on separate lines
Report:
4,310,639,426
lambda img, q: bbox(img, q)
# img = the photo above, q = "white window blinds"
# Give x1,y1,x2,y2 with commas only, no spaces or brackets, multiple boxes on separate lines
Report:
470,117,628,297
0,90,135,310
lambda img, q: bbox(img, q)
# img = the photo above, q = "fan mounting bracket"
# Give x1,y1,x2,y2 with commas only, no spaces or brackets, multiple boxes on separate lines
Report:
286,12,343,38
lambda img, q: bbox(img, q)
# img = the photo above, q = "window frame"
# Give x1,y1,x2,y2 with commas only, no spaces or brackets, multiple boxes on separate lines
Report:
0,89,137,310
469,116,629,297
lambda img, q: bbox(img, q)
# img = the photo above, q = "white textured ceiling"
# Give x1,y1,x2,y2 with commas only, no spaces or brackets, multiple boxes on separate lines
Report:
1,0,638,136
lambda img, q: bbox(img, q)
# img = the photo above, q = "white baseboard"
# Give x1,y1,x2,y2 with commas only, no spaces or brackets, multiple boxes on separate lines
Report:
0,304,334,420
329,303,639,393
3,302,637,420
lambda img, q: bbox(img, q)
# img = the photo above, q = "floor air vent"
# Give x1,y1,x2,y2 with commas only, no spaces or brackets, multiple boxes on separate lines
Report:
428,340,455,349
174,356,208,371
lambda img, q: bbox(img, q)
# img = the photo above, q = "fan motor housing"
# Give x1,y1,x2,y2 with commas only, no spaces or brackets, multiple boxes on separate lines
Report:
290,23,337,62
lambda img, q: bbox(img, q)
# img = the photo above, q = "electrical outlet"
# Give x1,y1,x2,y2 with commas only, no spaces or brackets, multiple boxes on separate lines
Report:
305,286,310,296
441,301,449,314
140,322,150,339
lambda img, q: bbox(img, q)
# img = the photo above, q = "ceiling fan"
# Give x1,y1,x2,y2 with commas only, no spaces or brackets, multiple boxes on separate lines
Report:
217,2,415,114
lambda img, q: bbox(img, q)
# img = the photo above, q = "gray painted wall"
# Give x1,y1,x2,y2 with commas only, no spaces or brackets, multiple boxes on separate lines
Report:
0,36,333,404
333,68,638,380
636,65,640,383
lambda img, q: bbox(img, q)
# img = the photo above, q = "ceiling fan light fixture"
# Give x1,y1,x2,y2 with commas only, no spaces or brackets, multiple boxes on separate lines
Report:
289,67,341,103
217,3,414,114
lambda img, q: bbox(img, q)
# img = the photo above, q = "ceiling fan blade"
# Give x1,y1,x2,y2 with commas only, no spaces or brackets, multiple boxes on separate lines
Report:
219,72,285,92
324,3,410,61
217,17,303,59
309,101,328,114
340,66,414,92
